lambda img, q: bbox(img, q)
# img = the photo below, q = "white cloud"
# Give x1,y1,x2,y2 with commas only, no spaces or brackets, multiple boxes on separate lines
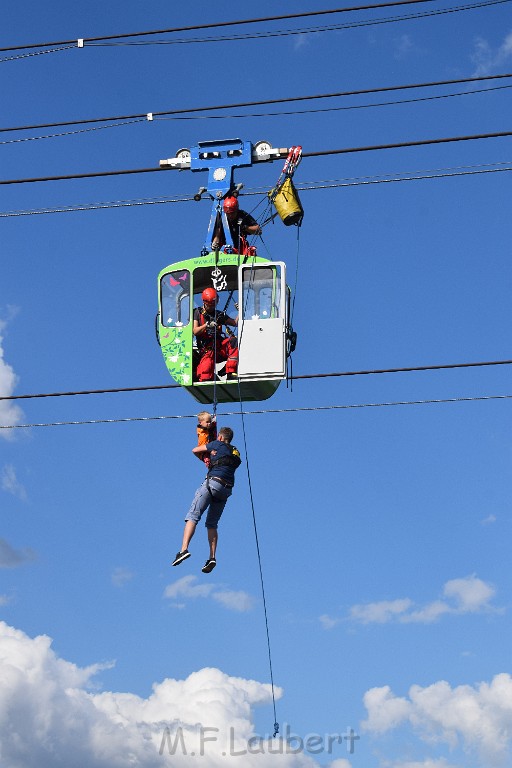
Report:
0,537,35,568
481,514,496,525
1,463,27,501
403,600,452,624
362,685,411,733
394,33,414,59
472,29,512,75
350,576,497,625
213,589,255,612
350,599,413,625
164,575,255,613
363,674,512,766
319,614,342,630
293,33,311,51
111,566,134,587
0,312,24,438
164,574,215,600
0,621,352,768
442,575,495,612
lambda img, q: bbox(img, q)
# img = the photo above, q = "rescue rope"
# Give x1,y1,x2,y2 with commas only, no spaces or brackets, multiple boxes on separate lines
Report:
232,264,280,738
236,386,280,738
286,224,301,391
211,244,221,419
212,306,218,420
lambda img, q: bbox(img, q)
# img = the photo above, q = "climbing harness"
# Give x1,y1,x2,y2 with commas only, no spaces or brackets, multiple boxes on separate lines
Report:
209,444,242,471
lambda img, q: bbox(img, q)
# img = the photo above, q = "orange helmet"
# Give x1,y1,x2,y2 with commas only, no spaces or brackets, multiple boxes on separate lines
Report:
223,196,239,215
202,287,218,303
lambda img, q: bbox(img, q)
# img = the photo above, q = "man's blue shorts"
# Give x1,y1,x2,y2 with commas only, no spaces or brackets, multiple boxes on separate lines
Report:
185,478,233,529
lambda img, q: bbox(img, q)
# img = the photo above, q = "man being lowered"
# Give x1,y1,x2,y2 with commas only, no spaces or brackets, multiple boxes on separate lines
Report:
172,426,242,573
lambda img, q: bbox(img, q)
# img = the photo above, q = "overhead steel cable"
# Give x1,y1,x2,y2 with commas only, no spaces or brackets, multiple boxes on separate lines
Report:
1,393,511,430
0,0,449,53
153,82,512,121
1,161,511,218
1,72,511,134
0,118,146,147
302,130,512,158
0,45,75,64
81,0,512,46
6,1,497,62
5,82,512,149
1,129,511,187
2,358,511,402
0,166,158,185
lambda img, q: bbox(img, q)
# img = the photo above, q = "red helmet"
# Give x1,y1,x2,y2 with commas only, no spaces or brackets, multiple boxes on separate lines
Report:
223,196,239,214
202,287,218,303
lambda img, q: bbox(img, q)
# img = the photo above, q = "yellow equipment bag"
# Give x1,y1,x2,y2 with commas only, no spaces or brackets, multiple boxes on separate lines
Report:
270,177,304,226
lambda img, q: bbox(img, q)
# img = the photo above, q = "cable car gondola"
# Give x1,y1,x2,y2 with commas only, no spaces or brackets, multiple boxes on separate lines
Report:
156,139,301,404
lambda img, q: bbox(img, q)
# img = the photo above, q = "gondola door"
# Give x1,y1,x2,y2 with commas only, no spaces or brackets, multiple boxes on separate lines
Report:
237,262,287,380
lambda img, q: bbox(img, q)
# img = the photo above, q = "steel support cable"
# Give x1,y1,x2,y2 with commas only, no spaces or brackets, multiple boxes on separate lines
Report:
3,82,511,152
301,130,512,159
0,0,448,53
4,1,505,63
84,1,506,48
151,82,512,122
1,359,512,403
0,193,194,218
0,118,145,147
1,161,511,218
76,0,512,46
2,72,511,135
2,393,511,430
0,45,75,64
292,160,512,188
1,130,511,187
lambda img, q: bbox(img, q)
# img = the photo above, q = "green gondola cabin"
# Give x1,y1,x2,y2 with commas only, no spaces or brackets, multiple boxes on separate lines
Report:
157,252,291,403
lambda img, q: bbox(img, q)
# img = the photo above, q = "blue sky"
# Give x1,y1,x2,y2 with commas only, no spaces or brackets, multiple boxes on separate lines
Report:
1,1,511,766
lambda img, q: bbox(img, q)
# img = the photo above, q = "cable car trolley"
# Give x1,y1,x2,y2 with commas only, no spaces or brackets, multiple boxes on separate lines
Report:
156,139,302,404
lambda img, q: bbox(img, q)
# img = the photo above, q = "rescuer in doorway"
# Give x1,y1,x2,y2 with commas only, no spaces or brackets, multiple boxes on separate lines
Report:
172,426,242,573
211,196,262,254
193,287,238,381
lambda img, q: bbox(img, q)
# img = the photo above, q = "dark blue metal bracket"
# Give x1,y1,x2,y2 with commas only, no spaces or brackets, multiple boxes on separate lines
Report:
190,139,253,252
160,138,290,253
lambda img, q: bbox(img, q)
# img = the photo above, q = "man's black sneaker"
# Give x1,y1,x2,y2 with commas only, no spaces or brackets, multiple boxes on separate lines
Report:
202,558,216,574
172,550,191,566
